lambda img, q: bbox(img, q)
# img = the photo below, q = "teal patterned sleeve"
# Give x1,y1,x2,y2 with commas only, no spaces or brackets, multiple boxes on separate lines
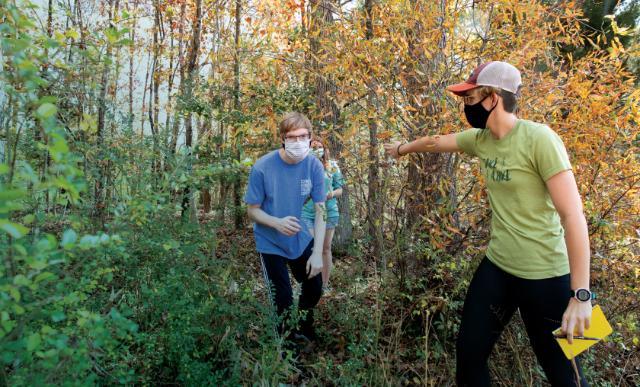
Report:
331,161,344,189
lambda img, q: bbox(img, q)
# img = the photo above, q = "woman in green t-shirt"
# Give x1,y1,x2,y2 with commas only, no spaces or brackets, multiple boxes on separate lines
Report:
384,61,592,387
301,137,344,290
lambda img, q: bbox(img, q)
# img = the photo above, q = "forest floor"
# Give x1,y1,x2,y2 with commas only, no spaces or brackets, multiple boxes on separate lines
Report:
213,225,638,386
219,227,500,386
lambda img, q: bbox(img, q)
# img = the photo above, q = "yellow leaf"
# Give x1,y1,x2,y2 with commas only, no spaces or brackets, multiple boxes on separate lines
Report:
54,31,66,45
65,29,80,40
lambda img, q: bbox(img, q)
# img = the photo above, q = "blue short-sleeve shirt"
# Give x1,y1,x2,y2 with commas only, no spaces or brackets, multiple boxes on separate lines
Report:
244,150,325,259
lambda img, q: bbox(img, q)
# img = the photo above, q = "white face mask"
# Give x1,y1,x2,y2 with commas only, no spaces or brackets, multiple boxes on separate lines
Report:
312,148,324,159
284,140,310,163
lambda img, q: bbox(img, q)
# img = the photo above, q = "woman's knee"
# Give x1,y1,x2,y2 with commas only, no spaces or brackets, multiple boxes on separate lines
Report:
322,242,332,253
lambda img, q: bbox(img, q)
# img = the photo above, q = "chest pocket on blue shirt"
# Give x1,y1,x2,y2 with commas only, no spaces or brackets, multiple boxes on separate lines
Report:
300,179,312,197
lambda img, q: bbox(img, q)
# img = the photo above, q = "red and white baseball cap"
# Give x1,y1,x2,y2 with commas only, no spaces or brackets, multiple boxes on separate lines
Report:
447,61,522,96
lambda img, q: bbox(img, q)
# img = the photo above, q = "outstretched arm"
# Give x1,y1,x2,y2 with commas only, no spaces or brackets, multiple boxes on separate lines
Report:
384,133,460,159
546,170,592,344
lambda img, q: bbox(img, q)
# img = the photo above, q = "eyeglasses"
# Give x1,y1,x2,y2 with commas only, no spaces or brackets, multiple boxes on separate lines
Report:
284,133,310,142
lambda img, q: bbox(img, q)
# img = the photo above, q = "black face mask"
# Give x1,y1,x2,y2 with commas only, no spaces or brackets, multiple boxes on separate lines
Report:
464,95,497,129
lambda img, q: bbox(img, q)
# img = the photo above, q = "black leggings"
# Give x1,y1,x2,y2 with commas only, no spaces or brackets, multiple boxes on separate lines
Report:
456,257,589,387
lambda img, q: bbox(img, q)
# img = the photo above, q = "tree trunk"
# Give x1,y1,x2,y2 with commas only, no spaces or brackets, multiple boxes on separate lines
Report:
231,0,243,229
364,0,384,263
140,48,151,137
309,0,352,250
41,0,54,210
165,10,175,150
94,0,115,220
181,0,202,222
402,0,455,257
201,10,222,215
170,2,187,155
202,189,212,213
105,0,120,212
150,0,163,177
128,0,137,129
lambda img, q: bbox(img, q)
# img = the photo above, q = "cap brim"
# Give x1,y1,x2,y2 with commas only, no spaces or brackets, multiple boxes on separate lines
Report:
446,82,478,96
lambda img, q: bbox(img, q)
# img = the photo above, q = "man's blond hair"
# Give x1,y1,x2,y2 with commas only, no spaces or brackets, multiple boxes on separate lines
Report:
279,112,312,137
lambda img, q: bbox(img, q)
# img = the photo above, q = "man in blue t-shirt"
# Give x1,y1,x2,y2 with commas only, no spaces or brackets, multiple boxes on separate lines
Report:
245,112,327,341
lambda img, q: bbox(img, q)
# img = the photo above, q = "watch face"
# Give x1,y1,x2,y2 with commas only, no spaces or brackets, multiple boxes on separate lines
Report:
576,289,591,302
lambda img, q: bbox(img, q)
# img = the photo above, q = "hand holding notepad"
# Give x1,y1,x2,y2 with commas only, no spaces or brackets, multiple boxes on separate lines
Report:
553,305,613,359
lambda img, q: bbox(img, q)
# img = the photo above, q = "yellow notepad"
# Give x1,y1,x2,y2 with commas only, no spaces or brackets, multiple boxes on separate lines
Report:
553,304,613,359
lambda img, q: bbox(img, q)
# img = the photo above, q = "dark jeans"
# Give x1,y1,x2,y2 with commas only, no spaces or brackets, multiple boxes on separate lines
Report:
260,241,322,334
456,257,589,387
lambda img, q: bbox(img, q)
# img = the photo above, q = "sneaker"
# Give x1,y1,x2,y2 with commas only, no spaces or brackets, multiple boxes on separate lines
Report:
282,332,304,357
322,284,333,294
293,333,316,354
292,332,313,344
300,324,318,343
281,330,315,356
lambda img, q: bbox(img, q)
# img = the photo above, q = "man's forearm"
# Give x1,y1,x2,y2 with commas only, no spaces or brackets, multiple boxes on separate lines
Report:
563,213,591,290
247,207,278,229
313,204,327,255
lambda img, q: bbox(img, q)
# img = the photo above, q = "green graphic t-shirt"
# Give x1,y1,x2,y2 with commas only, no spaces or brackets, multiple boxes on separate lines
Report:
455,119,572,279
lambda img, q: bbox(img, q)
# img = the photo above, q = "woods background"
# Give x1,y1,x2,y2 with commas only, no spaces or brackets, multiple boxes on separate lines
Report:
1,0,639,385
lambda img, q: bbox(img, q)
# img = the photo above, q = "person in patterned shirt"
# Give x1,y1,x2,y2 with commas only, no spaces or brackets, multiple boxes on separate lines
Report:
301,136,345,291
